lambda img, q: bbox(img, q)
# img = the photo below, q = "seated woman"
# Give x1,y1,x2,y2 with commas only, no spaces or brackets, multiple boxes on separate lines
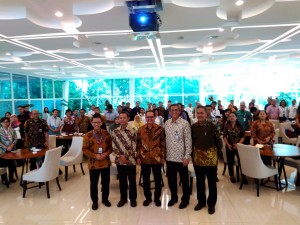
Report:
251,110,275,165
0,117,18,183
223,112,245,183
131,115,144,133
293,106,300,136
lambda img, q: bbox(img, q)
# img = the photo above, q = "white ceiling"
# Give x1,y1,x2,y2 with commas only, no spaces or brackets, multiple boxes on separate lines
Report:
0,0,300,80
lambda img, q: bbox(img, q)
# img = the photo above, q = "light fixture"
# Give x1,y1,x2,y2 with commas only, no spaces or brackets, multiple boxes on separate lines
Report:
235,0,244,6
55,11,63,17
203,46,213,55
104,51,115,58
5,52,11,56
12,56,22,62
219,28,224,32
53,65,57,67
103,47,108,51
208,42,213,46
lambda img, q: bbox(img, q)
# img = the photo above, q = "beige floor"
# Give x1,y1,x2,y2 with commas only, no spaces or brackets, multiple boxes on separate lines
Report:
0,162,299,225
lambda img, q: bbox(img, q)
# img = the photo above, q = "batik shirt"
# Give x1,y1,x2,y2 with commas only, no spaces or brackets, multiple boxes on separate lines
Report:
25,118,49,147
111,125,137,165
137,123,166,164
165,117,192,162
0,127,17,153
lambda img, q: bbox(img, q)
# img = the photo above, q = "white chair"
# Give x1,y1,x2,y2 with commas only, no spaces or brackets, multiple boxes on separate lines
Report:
269,119,280,130
279,122,297,145
0,167,9,188
221,137,240,182
273,128,279,144
60,136,85,181
48,135,57,148
237,144,279,196
22,146,63,198
188,163,196,195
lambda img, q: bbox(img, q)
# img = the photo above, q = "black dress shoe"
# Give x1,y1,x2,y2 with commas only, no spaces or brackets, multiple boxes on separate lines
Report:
179,201,189,209
230,176,236,183
208,206,215,215
243,179,248,185
130,201,137,207
143,199,152,206
154,199,161,207
167,199,178,207
194,203,205,211
117,200,127,208
102,200,111,207
216,176,219,182
92,202,98,210
59,169,63,175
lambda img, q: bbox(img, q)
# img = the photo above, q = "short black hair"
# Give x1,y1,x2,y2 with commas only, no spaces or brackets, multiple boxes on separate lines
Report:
211,101,217,105
205,105,212,108
107,104,113,109
1,117,10,123
119,111,129,118
170,104,179,110
80,108,86,112
52,109,58,113
65,109,72,114
91,113,103,122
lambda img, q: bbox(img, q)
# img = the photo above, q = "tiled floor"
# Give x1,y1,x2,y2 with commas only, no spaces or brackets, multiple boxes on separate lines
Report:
0,162,299,225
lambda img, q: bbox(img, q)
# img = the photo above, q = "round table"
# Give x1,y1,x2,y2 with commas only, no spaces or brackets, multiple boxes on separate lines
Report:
260,144,300,188
1,148,48,186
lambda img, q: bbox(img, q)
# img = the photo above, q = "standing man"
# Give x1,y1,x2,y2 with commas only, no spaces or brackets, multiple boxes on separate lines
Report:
131,101,141,121
123,102,133,121
87,105,96,117
103,104,119,129
24,110,49,170
82,114,112,210
75,109,91,133
266,99,280,120
186,103,193,119
111,111,138,207
165,104,192,209
288,99,297,121
17,105,30,148
236,101,252,144
137,110,166,207
47,109,61,135
191,106,222,215
158,102,165,117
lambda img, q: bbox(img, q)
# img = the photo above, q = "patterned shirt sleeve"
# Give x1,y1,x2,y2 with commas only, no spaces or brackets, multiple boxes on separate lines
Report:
183,122,192,160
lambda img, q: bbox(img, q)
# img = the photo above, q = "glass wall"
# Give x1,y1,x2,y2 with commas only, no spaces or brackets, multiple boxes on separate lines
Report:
1,71,300,116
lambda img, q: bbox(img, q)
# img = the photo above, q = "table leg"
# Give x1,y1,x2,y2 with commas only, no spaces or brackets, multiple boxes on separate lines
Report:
277,157,288,189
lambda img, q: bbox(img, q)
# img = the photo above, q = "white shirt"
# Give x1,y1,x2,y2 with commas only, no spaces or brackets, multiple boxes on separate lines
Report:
140,114,146,123
87,110,95,117
279,106,288,117
185,106,193,118
165,117,192,162
211,109,221,118
288,105,297,119
47,116,61,128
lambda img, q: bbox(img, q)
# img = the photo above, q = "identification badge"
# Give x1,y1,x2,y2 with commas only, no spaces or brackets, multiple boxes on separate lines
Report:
98,148,102,154
38,129,42,132
243,117,246,122
5,141,9,146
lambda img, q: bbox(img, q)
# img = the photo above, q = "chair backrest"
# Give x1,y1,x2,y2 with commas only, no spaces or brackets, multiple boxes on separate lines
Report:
269,119,279,129
237,143,273,179
48,135,57,148
220,136,227,163
273,128,279,144
40,146,63,181
279,122,296,143
0,167,7,176
65,136,83,161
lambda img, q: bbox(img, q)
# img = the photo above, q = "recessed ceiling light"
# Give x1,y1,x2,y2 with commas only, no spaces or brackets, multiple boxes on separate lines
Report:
55,11,63,17
53,65,57,67
235,0,244,6
103,47,108,51
208,42,213,46
219,28,224,32
5,52,11,56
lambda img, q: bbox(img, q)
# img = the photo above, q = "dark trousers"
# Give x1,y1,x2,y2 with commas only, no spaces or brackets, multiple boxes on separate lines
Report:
194,165,217,207
0,158,15,180
117,165,137,201
166,161,190,203
226,148,240,177
89,167,110,204
141,164,162,201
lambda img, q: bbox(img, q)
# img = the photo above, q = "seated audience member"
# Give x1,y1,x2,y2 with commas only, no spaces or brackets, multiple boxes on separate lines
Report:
293,107,300,136
60,109,77,134
0,117,18,183
250,107,260,121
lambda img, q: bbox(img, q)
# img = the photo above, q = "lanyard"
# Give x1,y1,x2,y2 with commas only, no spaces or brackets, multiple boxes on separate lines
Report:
93,130,103,145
